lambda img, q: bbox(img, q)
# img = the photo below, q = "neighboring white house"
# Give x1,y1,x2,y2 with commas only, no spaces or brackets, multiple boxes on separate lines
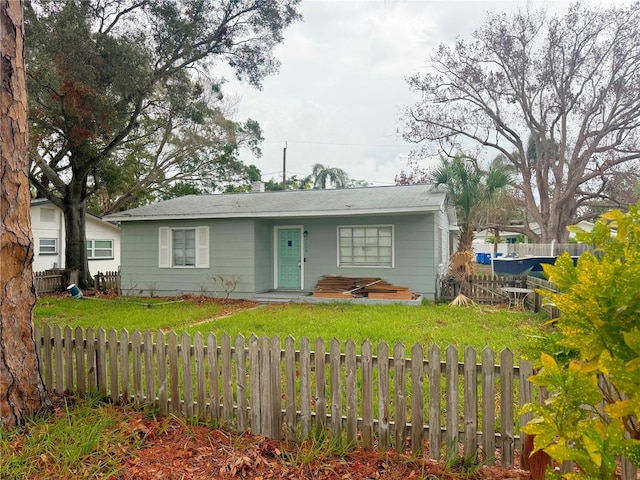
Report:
31,199,121,275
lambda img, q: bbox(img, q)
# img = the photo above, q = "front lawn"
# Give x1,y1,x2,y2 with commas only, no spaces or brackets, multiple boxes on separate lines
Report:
34,295,256,332
34,295,544,358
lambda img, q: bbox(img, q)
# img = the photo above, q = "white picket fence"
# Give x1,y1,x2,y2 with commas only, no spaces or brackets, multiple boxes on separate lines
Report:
33,325,637,476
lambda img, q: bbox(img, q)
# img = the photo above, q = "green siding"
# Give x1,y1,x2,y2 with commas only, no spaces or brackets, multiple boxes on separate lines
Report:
253,220,273,292
120,213,444,300
120,219,256,297
270,214,437,298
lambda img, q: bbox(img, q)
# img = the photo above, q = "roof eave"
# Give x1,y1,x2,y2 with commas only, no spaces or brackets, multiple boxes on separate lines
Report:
106,206,442,222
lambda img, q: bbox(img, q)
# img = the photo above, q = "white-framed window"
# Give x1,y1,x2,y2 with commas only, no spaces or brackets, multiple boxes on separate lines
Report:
158,226,209,268
39,238,57,255
338,225,393,267
173,229,195,266
87,239,114,259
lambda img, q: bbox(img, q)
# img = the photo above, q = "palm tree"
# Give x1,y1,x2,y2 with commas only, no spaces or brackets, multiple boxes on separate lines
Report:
306,163,350,189
432,154,513,253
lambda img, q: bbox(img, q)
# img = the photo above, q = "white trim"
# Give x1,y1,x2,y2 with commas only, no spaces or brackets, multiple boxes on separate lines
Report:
336,224,395,268
196,226,210,268
86,239,114,260
158,227,170,268
273,225,304,290
38,237,58,255
158,226,210,269
108,206,440,222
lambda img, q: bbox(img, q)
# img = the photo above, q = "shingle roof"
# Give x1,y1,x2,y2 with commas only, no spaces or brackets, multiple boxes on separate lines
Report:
104,184,448,222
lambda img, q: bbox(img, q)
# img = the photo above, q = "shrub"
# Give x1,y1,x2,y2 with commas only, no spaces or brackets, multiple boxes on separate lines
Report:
521,206,640,478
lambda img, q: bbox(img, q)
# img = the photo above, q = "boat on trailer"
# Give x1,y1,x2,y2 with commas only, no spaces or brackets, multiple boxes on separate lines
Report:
492,255,560,277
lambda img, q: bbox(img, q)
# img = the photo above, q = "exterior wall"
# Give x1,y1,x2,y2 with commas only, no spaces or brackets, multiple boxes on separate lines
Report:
30,203,120,275
253,220,273,293
119,213,441,300
85,215,121,275
272,214,437,298
31,203,63,272
120,218,257,297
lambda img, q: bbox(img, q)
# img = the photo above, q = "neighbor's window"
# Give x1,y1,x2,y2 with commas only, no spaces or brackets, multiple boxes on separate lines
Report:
39,207,55,223
87,239,114,259
172,229,196,266
338,225,393,267
39,238,57,255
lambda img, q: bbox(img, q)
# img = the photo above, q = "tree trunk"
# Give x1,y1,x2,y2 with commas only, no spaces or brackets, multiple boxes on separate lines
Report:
63,175,93,289
492,228,500,256
0,0,51,429
457,227,475,253
539,209,572,244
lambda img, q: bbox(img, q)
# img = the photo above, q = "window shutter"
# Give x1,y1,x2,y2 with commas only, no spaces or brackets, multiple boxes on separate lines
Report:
158,227,170,268
196,226,209,268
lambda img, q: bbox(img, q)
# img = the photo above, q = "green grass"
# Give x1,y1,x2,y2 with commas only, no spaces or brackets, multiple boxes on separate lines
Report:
184,302,542,355
0,396,147,479
34,296,232,331
34,297,545,358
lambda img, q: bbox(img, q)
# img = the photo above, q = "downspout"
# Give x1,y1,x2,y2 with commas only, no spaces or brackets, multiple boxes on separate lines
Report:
59,208,65,269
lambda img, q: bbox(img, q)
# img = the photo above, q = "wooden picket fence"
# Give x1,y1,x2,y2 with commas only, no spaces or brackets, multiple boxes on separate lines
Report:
34,270,65,294
524,276,561,318
438,274,526,304
33,325,530,464
438,274,561,315
32,325,637,476
33,270,121,295
94,271,121,293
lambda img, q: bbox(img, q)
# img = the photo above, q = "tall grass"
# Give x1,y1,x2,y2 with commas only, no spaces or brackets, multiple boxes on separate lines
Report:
34,296,240,331
34,297,545,358
0,396,148,479
183,303,543,357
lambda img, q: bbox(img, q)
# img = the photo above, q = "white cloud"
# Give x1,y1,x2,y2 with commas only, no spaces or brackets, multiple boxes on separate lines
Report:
224,0,619,186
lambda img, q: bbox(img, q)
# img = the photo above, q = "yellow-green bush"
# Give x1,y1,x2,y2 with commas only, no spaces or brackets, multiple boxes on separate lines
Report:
522,206,640,479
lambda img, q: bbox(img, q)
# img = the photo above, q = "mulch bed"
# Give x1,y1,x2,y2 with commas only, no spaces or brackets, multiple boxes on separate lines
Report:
118,409,533,480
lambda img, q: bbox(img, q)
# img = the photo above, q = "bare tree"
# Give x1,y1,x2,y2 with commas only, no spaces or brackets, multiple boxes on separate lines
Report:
404,3,640,242
0,0,51,429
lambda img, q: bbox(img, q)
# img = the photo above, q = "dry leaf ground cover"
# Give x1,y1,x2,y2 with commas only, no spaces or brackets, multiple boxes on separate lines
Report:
2,395,532,480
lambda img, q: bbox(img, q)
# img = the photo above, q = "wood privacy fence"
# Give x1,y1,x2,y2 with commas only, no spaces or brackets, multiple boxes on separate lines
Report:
438,274,561,316
33,270,121,295
510,243,592,257
94,271,121,293
34,270,66,294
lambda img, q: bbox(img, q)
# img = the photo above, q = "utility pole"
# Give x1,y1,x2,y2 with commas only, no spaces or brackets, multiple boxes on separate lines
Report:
282,141,287,190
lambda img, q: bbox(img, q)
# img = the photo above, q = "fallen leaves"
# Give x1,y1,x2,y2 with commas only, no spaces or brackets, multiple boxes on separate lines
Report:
6,395,534,480
114,411,533,480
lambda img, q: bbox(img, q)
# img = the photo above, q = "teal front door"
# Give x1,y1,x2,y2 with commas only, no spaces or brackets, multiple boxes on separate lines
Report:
277,228,302,289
